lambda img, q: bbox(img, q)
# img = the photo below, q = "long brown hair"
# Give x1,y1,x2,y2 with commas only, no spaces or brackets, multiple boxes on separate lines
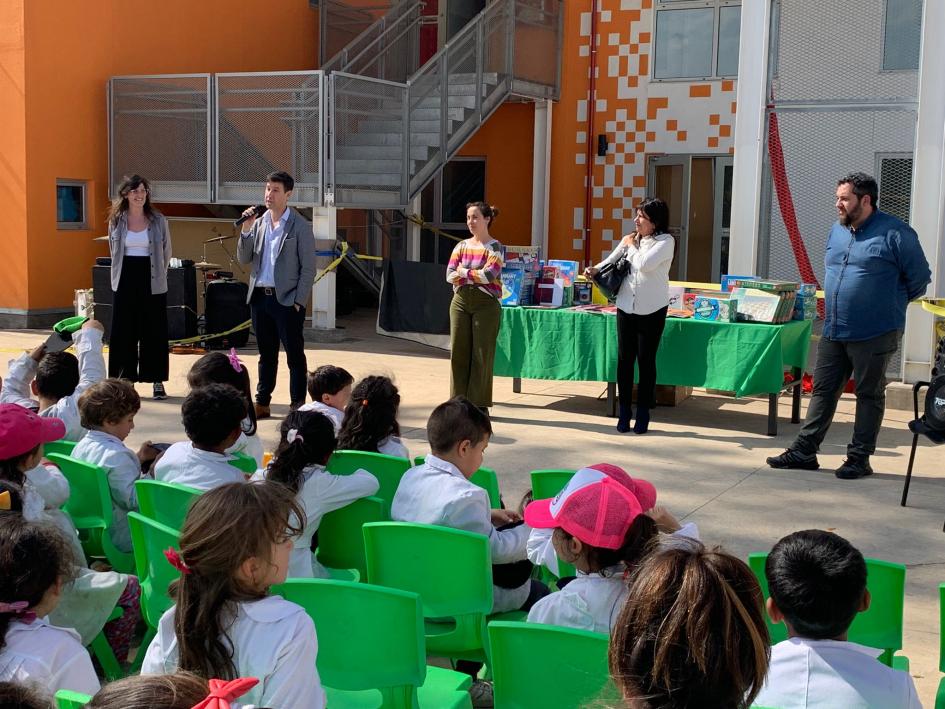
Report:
89,672,208,709
107,174,158,228
609,543,770,709
170,481,303,680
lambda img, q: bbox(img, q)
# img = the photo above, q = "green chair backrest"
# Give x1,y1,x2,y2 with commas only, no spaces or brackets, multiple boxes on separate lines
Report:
128,511,181,631
47,452,113,530
317,495,388,579
413,456,502,508
530,469,577,579
54,690,92,709
939,583,945,674
228,450,258,474
327,450,411,509
488,621,618,709
748,552,905,664
44,439,77,458
135,479,203,531
271,578,425,707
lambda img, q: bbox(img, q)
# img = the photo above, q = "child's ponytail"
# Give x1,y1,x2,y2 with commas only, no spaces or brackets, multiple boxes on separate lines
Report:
336,375,401,453
267,411,337,494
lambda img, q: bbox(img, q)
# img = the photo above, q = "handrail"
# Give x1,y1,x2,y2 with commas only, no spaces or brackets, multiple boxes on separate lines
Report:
322,0,424,76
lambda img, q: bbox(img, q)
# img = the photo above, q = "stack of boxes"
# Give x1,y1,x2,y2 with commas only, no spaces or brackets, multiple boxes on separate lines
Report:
792,283,819,321
725,278,798,323
500,245,541,306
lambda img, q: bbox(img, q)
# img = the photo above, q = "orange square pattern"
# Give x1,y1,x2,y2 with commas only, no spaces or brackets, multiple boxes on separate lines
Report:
689,84,711,98
707,136,719,148
709,114,720,125
645,131,655,141
633,175,646,187
719,124,731,137
722,80,735,92
646,96,668,119
676,131,687,141
665,119,677,131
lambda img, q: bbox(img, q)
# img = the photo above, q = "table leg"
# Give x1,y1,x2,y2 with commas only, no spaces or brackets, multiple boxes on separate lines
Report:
767,394,778,436
513,377,522,394
791,368,802,423
607,383,617,417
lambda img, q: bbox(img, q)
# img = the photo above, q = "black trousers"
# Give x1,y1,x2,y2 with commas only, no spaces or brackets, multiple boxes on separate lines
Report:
251,288,308,406
793,330,899,459
108,256,169,383
616,305,668,410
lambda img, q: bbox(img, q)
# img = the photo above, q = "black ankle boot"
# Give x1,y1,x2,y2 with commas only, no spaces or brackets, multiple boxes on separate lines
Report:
633,406,650,434
617,403,632,433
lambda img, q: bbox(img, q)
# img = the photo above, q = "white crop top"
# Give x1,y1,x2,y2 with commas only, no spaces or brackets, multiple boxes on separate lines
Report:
124,228,150,256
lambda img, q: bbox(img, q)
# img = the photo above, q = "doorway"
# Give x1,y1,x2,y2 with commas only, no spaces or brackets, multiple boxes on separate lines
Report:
443,0,486,43
647,154,733,282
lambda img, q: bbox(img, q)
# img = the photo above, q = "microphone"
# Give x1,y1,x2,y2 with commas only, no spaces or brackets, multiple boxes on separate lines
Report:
234,205,266,227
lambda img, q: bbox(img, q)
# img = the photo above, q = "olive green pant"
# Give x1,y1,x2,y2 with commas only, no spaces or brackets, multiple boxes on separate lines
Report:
449,286,502,408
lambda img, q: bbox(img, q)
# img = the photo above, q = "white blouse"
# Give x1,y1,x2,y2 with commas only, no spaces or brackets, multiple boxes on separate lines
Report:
596,233,675,315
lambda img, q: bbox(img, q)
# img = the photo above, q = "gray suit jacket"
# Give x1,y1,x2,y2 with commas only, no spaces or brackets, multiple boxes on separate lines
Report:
236,208,316,308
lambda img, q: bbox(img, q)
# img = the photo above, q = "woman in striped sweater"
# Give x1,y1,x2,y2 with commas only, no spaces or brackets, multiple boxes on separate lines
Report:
446,202,504,412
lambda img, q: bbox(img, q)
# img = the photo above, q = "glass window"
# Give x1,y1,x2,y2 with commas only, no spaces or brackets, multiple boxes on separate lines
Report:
441,159,486,224
654,8,714,79
717,6,741,77
56,180,88,230
883,0,922,71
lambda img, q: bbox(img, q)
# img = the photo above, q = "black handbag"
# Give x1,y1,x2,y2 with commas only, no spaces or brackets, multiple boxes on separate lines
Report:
592,254,631,301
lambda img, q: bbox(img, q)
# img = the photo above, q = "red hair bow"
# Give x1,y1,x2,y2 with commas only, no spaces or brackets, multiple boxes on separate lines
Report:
163,547,192,575
191,677,259,709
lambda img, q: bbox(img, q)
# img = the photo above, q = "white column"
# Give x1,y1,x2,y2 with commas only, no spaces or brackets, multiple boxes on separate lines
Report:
728,0,773,275
901,0,945,382
532,100,553,255
406,194,422,261
311,206,337,330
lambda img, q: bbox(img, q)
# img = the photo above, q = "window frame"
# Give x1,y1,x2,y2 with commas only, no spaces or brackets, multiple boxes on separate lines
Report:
652,0,742,82
56,178,90,231
419,156,487,265
879,0,923,73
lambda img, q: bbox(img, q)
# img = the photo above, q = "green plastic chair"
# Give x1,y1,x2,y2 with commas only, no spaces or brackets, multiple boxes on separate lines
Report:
363,521,525,665
316,495,388,581
271,578,472,708
488,621,618,709
228,450,258,474
54,690,92,709
414,456,501,508
47,452,134,573
135,479,203,531
127,511,181,672
749,552,909,668
44,439,77,457
328,450,411,510
936,583,945,709
529,469,577,580
87,605,125,681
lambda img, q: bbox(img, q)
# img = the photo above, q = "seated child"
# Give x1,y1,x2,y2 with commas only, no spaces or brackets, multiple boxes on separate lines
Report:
254,410,378,578
88,671,258,709
187,349,263,467
391,396,544,613
0,319,106,441
754,530,921,709
337,375,409,459
154,384,247,490
141,481,326,709
0,514,100,696
523,464,658,633
611,542,770,709
300,364,354,435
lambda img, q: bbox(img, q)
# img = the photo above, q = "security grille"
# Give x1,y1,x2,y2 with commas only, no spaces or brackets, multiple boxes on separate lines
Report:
876,154,914,224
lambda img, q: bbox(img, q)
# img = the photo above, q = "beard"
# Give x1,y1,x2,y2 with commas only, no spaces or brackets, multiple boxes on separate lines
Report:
839,200,862,227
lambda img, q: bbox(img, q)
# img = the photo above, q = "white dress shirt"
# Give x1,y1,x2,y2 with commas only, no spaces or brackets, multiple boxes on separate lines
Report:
141,595,326,709
250,209,291,288
0,327,106,441
73,429,141,553
596,233,675,316
391,455,531,612
753,637,922,709
377,435,409,459
153,441,246,490
298,401,345,434
527,565,628,634
0,618,100,696
252,464,379,578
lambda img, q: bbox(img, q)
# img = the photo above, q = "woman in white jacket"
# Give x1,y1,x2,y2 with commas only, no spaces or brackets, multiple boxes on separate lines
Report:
585,198,674,434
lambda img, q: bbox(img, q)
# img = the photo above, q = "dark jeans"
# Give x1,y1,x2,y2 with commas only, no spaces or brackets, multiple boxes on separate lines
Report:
616,305,668,410
109,256,169,383
793,330,900,459
251,288,308,406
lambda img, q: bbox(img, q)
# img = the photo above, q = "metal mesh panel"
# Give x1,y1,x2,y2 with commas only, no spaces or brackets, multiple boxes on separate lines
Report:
445,27,480,153
323,1,422,82
408,61,445,195
331,73,406,208
511,0,561,99
482,0,513,115
320,0,391,66
876,154,913,222
215,72,322,205
109,75,211,202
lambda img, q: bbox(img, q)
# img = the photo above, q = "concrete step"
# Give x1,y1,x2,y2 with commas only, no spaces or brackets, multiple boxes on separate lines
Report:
344,132,440,147
335,145,430,160
335,158,403,174
410,106,466,121
333,172,401,187
360,118,444,132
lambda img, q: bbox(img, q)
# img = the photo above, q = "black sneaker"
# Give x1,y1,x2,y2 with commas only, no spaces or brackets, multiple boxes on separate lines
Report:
834,457,873,480
152,382,167,400
766,448,819,470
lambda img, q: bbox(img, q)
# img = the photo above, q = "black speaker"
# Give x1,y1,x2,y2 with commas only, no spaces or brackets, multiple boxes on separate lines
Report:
205,280,250,349
166,266,197,342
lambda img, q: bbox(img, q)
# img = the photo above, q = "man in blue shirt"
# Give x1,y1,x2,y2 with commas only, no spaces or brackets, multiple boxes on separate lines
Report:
768,173,931,479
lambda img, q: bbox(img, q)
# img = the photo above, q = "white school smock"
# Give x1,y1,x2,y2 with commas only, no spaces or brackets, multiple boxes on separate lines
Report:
753,637,921,709
377,435,409,460
73,429,141,553
391,455,531,613
141,595,326,709
227,429,265,468
298,401,345,434
0,618,100,696
527,565,629,634
0,327,106,441
153,441,246,490
253,464,379,578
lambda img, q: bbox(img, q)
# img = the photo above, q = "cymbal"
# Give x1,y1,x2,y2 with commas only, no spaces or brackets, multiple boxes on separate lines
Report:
194,261,223,270
93,235,109,241
204,235,235,243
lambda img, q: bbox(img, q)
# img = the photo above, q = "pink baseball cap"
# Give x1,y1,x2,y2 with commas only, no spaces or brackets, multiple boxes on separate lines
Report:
0,404,66,459
587,463,657,511
524,465,647,550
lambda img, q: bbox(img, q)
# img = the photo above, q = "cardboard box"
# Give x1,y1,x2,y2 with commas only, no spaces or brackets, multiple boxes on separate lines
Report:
631,384,693,407
503,245,542,271
574,280,593,305
693,295,738,322
500,270,524,306
733,287,782,322
547,259,579,287
721,274,757,292
668,285,686,310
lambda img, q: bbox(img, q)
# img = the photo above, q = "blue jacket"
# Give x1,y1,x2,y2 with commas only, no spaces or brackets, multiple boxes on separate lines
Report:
823,210,931,341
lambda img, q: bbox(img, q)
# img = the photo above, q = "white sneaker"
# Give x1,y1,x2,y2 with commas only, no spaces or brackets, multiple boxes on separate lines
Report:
469,679,494,708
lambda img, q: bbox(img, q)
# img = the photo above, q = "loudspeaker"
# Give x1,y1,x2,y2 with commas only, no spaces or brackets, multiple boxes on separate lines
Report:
91,264,196,342
205,280,250,349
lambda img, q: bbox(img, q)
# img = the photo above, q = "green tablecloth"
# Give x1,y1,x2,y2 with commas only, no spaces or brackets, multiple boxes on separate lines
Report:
494,307,812,398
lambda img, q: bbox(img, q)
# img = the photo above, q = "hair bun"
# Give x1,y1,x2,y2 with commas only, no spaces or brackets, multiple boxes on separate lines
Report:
489,205,500,220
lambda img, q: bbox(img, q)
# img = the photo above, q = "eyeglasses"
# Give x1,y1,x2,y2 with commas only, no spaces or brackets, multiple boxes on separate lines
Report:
125,187,148,196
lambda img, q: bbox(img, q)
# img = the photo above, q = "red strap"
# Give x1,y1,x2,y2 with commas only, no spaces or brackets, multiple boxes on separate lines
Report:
191,677,260,709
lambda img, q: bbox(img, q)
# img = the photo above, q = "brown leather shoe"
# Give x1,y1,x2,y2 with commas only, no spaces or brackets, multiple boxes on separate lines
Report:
254,403,271,419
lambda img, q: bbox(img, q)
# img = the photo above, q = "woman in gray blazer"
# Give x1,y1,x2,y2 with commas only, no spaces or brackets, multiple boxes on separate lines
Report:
106,174,172,399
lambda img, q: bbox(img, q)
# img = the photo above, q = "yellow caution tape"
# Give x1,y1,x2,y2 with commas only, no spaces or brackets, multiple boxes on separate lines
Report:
404,214,464,243
922,299,945,318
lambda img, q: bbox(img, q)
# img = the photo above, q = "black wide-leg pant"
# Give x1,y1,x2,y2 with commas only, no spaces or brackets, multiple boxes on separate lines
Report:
108,256,169,383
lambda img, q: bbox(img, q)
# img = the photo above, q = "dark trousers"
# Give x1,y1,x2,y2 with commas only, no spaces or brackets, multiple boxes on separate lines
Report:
616,306,668,410
793,330,900,459
108,256,169,382
251,289,308,406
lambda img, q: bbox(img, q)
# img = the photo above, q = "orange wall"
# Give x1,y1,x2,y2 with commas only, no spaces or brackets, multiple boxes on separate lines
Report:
0,0,28,311
19,0,317,311
457,102,534,246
